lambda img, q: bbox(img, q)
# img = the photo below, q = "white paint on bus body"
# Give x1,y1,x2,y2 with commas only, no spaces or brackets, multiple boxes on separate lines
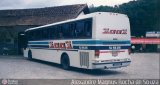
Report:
24,12,131,69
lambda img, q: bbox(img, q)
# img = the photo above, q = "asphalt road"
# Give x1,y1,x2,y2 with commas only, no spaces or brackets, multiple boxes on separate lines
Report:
0,53,159,79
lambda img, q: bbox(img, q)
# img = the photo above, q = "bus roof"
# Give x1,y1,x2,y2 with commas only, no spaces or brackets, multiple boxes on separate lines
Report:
25,12,128,32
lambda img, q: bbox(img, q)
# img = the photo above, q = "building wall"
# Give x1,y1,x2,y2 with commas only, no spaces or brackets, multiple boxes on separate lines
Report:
0,25,38,55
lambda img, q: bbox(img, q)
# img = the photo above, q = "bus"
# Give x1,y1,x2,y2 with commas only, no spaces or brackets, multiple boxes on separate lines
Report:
23,12,131,70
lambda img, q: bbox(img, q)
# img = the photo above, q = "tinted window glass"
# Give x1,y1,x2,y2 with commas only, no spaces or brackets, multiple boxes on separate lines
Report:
26,18,92,40
84,20,92,37
75,21,85,38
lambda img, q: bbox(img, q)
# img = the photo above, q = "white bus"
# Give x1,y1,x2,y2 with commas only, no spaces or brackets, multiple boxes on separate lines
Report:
23,12,131,70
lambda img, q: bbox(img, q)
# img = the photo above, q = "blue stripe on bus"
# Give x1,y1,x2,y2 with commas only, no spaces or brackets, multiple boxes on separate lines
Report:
29,45,130,50
73,46,130,50
72,40,130,45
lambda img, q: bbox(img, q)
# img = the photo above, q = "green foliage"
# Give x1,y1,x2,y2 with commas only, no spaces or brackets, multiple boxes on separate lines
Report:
90,5,115,12
89,0,160,37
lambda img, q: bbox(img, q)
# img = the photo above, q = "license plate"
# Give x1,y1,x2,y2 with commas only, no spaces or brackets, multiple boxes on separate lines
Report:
113,63,122,66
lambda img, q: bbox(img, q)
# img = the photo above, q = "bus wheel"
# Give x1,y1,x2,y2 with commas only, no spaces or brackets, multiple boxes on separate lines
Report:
61,54,70,70
28,50,32,60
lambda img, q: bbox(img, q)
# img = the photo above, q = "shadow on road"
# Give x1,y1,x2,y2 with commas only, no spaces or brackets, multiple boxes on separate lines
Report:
31,59,124,76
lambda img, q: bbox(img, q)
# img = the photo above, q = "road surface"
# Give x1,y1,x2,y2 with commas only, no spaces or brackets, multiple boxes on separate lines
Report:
0,53,159,79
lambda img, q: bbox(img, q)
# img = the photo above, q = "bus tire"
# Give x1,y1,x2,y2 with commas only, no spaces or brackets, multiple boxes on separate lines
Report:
61,54,70,70
28,50,32,60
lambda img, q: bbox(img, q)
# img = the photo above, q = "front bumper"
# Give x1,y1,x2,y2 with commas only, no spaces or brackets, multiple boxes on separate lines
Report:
92,61,131,69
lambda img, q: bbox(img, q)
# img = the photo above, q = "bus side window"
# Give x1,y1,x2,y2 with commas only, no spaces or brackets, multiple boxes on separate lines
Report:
62,23,75,39
75,21,85,38
34,30,37,40
42,28,48,40
62,24,69,38
39,29,43,40
46,28,50,40
85,21,92,37
57,25,63,39
48,27,51,39
49,27,54,39
70,23,76,38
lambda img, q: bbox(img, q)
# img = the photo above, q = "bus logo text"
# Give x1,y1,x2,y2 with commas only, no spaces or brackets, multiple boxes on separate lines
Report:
49,41,72,49
102,28,127,34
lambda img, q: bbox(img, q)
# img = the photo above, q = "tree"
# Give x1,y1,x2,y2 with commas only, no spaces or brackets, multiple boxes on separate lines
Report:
89,0,160,36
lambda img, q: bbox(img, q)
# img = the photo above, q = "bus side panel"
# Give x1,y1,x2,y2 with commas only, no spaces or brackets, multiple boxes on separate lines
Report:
27,48,86,69
31,49,60,63
25,40,94,69
56,50,80,67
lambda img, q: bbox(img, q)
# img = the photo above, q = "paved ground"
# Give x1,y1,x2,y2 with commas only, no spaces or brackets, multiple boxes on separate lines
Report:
0,53,159,79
